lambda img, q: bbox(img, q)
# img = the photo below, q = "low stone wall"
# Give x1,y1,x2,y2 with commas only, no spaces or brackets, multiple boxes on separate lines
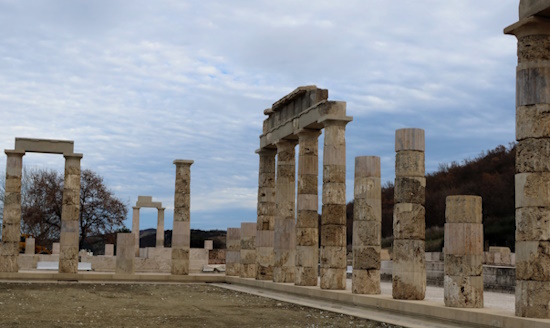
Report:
19,247,209,274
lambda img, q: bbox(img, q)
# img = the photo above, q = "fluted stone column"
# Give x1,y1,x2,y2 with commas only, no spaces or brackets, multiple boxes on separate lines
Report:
132,207,140,256
296,129,321,286
226,228,241,276
59,154,82,274
116,233,135,274
0,150,24,272
392,128,426,300
256,148,276,280
444,196,483,308
352,156,382,294
320,119,349,290
273,140,297,283
172,159,193,275
505,12,550,318
240,222,257,278
156,208,165,248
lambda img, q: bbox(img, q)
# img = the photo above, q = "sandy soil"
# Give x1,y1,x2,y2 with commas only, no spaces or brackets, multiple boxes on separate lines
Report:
0,282,401,328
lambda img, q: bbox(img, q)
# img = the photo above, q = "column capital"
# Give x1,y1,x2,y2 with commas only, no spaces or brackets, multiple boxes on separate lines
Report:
255,148,277,156
158,207,166,212
505,16,550,38
4,150,25,157
64,153,83,160
296,128,322,139
132,206,140,210
274,139,298,149
173,159,194,166
318,116,352,127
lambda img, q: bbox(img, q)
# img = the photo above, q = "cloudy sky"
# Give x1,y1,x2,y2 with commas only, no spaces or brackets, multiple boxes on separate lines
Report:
0,1,519,231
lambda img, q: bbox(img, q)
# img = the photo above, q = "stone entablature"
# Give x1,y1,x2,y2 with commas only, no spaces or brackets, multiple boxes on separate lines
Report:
259,86,351,150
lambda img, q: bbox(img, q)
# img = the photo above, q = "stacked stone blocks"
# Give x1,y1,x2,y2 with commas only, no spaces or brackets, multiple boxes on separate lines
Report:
240,222,257,278
116,233,135,274
256,149,276,280
444,196,483,308
0,151,24,272
296,129,321,286
273,140,297,283
352,156,382,294
172,160,193,275
226,228,241,276
392,128,426,300
320,119,349,290
505,7,550,318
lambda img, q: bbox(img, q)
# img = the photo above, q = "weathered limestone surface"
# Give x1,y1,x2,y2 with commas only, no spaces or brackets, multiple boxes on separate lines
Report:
273,140,297,283
444,196,483,308
59,154,82,274
226,228,241,276
320,119,349,290
116,233,135,274
156,208,165,248
505,11,550,318
295,129,321,286
105,244,114,256
172,160,193,275
392,128,426,300
0,150,24,272
352,156,381,294
240,222,257,278
256,148,276,280
25,237,35,255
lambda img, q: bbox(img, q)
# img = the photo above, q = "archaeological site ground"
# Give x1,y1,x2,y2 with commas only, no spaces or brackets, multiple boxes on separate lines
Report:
1,1,550,327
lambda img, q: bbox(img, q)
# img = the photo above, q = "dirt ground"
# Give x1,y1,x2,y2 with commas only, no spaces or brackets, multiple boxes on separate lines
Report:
0,282,401,328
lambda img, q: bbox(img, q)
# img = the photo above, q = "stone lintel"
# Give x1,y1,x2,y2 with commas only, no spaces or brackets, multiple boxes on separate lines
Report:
271,85,324,112
174,159,194,166
519,0,550,19
15,137,75,155
259,101,352,150
504,16,550,37
135,195,163,209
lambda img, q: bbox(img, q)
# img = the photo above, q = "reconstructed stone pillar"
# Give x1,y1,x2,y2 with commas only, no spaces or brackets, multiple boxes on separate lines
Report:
392,128,426,300
116,233,135,274
0,150,24,272
172,160,193,275
226,228,241,276
505,9,550,318
320,119,349,290
444,196,483,308
59,154,82,274
256,148,276,280
352,156,381,294
296,129,321,286
132,207,140,256
25,237,35,255
273,140,297,283
156,208,165,248
105,244,114,256
240,222,257,278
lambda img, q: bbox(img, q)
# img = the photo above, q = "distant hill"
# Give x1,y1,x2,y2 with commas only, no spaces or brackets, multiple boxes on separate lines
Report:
346,143,516,251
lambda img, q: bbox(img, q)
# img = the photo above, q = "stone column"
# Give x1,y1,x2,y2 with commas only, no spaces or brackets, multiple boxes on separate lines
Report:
156,208,165,248
505,11,550,319
320,120,349,290
240,222,257,278
132,207,140,256
172,160,193,275
352,156,382,294
295,129,321,286
105,244,114,256
444,196,483,308
226,228,241,276
59,153,82,274
256,148,276,280
392,128,426,300
116,233,135,274
273,140,297,283
0,150,24,272
25,237,35,255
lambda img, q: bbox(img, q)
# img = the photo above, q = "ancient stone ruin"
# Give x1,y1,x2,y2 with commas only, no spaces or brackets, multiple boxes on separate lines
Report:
1,138,82,274
132,196,165,256
256,86,352,289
